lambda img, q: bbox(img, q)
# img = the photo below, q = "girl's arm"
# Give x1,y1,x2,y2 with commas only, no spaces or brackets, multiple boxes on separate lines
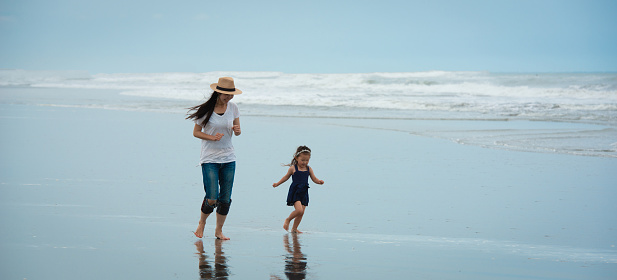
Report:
273,166,294,188
309,166,324,185
193,124,224,141
232,117,241,136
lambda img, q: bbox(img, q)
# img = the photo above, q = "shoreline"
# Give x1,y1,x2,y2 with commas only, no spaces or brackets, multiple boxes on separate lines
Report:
2,86,615,158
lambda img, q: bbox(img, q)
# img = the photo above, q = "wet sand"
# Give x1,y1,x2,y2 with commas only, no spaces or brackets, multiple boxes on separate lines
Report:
1,96,616,279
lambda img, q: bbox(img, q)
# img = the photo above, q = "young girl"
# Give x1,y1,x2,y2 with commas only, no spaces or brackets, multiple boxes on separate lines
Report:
273,146,325,233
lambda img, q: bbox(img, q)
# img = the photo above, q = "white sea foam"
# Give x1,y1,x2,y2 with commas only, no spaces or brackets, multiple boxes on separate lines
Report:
2,70,614,123
2,70,616,157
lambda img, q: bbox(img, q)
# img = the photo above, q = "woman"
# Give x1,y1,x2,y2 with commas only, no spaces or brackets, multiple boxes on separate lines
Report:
187,77,242,240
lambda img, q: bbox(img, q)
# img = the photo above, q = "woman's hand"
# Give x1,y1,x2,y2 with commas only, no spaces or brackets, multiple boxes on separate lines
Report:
210,133,224,141
232,125,241,135
194,124,223,141
272,183,279,188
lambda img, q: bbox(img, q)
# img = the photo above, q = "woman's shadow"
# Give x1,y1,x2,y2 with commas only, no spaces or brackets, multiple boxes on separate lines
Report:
195,239,230,280
272,233,308,280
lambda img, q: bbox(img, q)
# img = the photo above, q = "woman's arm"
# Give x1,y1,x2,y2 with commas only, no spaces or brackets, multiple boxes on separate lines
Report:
273,166,294,188
193,124,223,141
309,166,324,185
232,117,241,136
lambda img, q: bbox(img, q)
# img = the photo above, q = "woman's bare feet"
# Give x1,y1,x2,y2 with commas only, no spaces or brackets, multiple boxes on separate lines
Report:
291,229,303,234
194,222,206,238
283,219,290,231
215,231,230,240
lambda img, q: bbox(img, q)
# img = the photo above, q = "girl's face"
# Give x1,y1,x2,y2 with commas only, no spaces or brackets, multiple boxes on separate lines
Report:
296,154,310,169
218,93,234,104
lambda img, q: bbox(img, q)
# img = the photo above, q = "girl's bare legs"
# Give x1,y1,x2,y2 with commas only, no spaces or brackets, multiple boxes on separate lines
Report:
291,205,306,233
284,201,305,233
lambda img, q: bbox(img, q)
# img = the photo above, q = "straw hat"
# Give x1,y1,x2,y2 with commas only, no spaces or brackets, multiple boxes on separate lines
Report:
210,77,242,95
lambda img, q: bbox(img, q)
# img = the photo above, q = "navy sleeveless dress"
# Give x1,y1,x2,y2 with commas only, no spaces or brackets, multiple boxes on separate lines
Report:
286,165,310,206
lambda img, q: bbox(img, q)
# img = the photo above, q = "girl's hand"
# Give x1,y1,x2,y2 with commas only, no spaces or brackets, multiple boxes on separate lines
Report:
317,180,324,185
272,183,279,188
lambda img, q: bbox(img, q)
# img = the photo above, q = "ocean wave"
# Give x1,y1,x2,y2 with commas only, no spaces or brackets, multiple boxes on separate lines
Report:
1,70,615,125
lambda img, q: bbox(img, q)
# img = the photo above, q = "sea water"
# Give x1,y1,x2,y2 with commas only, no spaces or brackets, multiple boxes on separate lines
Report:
1,69,616,157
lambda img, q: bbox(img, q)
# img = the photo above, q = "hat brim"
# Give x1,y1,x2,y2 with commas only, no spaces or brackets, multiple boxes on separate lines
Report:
210,83,242,95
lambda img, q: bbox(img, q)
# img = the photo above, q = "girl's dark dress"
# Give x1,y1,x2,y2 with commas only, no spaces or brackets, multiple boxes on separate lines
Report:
286,165,310,206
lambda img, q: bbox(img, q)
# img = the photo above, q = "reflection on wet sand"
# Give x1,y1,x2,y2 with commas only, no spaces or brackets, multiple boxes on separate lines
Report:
271,234,308,280
195,239,230,279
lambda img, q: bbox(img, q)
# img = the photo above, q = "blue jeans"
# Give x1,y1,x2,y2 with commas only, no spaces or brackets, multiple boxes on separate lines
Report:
201,162,235,204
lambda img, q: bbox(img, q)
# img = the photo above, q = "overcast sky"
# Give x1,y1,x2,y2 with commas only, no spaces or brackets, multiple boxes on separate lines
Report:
1,0,616,74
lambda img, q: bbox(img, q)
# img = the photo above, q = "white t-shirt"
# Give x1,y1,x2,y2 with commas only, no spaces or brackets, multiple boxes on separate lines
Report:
195,102,240,164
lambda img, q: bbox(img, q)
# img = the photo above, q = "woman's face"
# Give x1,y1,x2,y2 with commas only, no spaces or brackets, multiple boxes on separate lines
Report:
219,93,234,104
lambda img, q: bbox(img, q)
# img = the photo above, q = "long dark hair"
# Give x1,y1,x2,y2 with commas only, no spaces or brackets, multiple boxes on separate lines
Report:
186,91,220,127
287,146,311,166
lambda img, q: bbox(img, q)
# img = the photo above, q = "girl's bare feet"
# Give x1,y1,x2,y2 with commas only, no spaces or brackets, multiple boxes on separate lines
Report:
283,219,290,231
291,229,303,234
194,222,206,238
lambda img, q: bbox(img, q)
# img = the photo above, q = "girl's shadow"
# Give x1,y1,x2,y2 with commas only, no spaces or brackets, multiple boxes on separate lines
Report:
272,233,308,280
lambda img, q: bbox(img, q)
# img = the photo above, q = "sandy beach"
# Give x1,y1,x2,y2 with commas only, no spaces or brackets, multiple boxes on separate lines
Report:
1,87,616,279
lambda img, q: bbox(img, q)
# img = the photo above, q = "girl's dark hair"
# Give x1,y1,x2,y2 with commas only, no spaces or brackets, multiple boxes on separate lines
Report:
186,91,220,127
288,145,311,166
